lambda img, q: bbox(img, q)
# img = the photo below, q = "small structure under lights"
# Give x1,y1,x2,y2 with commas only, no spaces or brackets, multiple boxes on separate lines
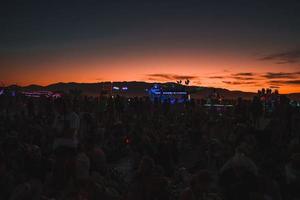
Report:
149,84,190,103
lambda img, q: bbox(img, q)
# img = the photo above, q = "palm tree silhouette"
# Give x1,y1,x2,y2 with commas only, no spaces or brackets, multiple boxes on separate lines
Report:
185,79,190,86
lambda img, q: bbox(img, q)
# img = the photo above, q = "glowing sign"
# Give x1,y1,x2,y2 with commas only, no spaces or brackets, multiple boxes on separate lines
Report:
151,91,187,95
113,86,120,90
162,91,187,95
204,104,233,107
149,84,189,104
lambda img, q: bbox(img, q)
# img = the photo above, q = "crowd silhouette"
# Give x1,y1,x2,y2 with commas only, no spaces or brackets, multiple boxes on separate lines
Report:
0,90,300,200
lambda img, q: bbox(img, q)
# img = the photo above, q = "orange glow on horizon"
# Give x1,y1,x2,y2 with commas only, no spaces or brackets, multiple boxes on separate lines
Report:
2,50,300,94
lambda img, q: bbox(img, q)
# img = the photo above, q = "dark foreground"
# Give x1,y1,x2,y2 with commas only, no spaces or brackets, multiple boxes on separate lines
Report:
1,94,300,200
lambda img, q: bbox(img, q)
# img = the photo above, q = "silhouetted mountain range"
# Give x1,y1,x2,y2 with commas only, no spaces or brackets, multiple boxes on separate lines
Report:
5,81,300,100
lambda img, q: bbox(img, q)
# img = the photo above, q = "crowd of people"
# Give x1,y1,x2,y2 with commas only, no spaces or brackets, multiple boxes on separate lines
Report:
0,91,300,200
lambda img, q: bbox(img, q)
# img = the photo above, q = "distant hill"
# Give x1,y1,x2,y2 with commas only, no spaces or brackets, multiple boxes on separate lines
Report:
192,87,255,100
5,81,300,100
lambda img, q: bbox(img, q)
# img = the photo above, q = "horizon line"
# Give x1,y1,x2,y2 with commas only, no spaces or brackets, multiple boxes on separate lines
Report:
3,80,299,95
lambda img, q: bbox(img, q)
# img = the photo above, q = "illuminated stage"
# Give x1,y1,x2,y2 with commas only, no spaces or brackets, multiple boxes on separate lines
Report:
149,84,190,104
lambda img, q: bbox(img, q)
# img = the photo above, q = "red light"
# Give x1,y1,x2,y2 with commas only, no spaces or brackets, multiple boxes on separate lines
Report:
125,137,130,144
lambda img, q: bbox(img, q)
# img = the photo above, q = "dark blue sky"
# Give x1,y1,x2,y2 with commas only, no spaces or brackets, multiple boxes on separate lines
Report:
1,0,300,53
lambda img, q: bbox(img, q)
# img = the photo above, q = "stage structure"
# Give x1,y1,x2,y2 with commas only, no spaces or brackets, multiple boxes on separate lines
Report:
149,84,190,103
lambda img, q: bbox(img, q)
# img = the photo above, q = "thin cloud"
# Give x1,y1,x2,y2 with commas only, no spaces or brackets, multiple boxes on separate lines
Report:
208,70,300,88
209,72,256,80
147,73,198,81
172,75,199,80
262,72,300,79
270,85,280,89
259,49,300,64
209,76,224,79
222,81,256,85
232,76,255,80
232,72,255,76
269,80,300,85
147,74,175,80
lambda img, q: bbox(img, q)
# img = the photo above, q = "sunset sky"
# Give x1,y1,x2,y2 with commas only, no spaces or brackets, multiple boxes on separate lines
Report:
1,1,300,93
